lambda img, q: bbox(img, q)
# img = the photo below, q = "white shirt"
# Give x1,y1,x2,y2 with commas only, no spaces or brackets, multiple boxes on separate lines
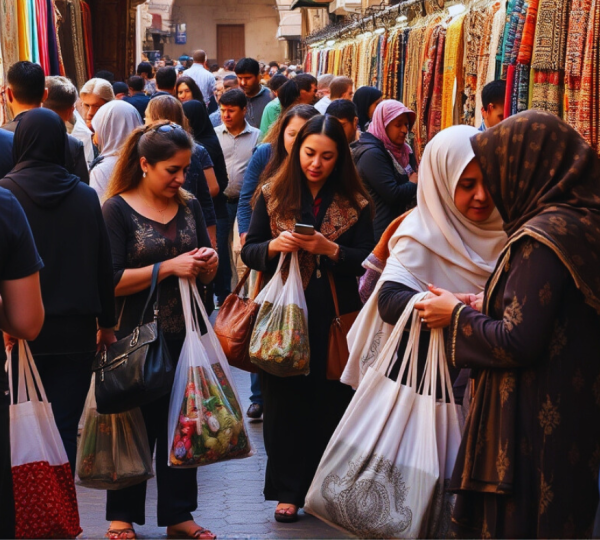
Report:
215,121,261,198
68,110,94,168
315,96,332,115
183,63,216,107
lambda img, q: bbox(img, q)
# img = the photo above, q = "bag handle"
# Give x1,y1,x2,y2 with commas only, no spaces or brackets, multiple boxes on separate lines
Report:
327,271,341,318
138,262,162,327
232,267,263,300
10,340,49,405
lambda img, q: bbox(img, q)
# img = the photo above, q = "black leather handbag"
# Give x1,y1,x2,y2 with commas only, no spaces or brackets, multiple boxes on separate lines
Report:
92,263,174,414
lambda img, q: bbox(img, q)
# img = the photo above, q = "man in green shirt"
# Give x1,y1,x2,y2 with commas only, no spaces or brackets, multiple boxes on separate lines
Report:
259,74,289,136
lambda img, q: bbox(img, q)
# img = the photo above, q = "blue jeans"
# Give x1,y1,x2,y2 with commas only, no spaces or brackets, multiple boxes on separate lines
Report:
214,202,238,303
250,373,263,405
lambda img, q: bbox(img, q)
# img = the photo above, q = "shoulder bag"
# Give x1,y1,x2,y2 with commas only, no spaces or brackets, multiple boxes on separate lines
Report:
214,268,262,373
327,271,360,381
92,263,174,414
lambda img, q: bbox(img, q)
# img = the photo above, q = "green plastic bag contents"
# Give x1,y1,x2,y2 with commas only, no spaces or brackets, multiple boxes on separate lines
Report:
249,252,310,377
76,376,154,490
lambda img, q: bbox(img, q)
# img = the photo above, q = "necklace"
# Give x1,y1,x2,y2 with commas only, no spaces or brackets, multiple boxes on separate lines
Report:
140,194,171,224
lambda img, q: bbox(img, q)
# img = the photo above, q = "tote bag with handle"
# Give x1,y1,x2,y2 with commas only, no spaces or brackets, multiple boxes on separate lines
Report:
9,341,82,539
305,293,442,539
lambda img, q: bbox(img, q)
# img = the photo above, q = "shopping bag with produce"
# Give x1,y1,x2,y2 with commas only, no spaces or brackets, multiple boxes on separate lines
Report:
9,341,82,539
249,252,310,377
167,278,253,468
75,376,153,490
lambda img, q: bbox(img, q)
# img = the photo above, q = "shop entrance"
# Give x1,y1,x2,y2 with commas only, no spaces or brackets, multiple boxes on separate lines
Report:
217,25,245,65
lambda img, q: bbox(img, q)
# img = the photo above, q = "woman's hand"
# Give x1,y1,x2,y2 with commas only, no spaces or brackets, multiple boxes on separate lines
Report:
291,231,338,258
193,247,219,276
409,172,418,184
163,248,205,279
269,231,300,255
96,328,117,352
471,292,484,312
414,284,461,329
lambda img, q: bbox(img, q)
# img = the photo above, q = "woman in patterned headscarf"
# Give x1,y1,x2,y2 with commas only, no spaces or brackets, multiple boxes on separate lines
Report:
415,110,600,538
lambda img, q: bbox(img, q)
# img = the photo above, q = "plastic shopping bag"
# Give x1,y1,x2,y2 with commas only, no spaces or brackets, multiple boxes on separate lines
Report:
75,376,153,490
249,252,310,377
305,293,442,539
167,278,253,468
9,341,82,539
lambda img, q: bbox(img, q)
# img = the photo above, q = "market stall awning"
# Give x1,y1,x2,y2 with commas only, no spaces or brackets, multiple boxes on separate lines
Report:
290,0,332,10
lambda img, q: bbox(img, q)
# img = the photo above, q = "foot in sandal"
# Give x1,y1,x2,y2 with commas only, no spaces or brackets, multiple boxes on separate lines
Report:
167,520,217,539
274,503,299,523
106,521,136,539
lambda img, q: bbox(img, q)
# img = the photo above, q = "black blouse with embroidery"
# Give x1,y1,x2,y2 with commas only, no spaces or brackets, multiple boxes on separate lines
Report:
102,195,212,340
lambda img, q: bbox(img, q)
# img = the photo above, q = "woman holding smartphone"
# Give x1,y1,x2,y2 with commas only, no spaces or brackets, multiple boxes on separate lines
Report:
241,115,375,523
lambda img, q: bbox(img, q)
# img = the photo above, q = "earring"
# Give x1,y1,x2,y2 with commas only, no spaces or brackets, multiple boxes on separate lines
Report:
143,172,147,178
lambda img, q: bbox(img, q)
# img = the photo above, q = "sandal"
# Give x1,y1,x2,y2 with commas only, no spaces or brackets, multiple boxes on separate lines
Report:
274,503,299,523
106,527,136,539
167,526,217,539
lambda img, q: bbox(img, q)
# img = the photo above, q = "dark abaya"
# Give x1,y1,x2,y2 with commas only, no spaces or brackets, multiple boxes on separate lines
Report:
241,181,375,507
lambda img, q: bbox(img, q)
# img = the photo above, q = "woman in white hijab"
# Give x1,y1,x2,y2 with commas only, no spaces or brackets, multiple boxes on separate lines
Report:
90,100,143,200
343,125,506,389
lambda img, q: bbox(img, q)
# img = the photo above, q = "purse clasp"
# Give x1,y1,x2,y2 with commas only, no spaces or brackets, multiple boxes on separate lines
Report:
130,327,140,347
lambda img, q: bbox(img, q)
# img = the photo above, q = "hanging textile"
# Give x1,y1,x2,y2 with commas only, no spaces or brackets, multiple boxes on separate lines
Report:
475,3,500,126
56,0,77,85
81,0,94,79
576,0,600,154
486,3,507,83
36,0,50,74
463,9,486,125
441,14,466,130
17,0,31,61
47,0,62,75
27,0,40,64
2,0,21,67
564,0,592,125
70,0,88,89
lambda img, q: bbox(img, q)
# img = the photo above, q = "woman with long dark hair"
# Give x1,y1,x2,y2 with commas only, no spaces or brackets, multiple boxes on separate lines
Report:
241,115,375,523
352,86,383,132
102,122,218,540
175,76,204,104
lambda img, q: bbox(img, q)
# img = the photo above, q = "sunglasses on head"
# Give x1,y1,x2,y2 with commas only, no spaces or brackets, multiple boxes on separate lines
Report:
144,122,182,134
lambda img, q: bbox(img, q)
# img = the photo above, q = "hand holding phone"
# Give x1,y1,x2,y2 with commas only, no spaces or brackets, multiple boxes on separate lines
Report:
293,223,315,236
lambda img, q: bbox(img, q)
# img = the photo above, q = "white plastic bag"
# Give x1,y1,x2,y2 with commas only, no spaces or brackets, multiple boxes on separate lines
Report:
305,293,442,539
249,252,310,376
167,278,254,467
9,341,82,538
75,375,154,490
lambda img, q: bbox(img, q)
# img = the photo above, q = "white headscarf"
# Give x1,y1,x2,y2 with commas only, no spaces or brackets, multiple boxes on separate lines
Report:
90,100,142,201
381,125,507,293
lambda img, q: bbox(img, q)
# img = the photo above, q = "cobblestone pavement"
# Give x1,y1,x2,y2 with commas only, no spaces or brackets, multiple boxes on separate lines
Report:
77,364,351,539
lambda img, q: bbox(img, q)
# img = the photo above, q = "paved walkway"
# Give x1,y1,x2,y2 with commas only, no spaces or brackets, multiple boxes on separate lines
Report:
77,365,350,539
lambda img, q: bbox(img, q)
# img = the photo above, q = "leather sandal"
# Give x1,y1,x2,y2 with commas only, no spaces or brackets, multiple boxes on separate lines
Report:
274,504,299,523
167,526,217,539
106,527,136,539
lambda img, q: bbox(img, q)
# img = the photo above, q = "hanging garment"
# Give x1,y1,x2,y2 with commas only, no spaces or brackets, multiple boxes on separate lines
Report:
475,3,500,126
427,26,446,143
565,0,592,125
56,0,76,82
70,0,88,89
441,14,466,130
81,1,94,79
17,0,31,61
463,9,486,125
576,0,600,154
36,0,50,74
27,0,40,64
47,0,62,75
486,4,507,83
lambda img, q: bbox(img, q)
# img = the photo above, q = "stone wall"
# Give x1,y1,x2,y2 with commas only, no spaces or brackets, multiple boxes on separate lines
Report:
164,0,286,63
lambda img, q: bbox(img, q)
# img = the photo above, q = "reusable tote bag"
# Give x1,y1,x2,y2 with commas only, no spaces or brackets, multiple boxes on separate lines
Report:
9,341,82,539
75,375,154,490
249,252,310,377
167,278,253,468
305,293,441,539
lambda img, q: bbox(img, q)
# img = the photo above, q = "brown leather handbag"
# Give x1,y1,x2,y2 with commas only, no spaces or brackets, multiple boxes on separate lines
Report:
327,271,360,381
214,268,262,373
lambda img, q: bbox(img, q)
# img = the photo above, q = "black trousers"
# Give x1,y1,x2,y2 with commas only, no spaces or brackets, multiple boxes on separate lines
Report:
33,351,95,474
0,391,15,539
106,339,198,527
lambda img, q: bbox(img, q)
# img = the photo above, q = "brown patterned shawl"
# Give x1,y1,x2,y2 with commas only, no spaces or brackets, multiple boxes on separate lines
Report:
472,109,600,314
262,183,369,289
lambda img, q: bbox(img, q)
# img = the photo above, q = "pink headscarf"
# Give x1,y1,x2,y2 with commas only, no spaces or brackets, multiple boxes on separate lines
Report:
367,99,416,169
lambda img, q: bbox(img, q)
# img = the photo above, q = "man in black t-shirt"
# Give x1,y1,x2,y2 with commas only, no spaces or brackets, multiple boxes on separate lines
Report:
0,187,44,539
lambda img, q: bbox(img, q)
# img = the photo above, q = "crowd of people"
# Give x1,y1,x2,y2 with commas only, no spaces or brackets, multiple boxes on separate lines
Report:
1,45,600,540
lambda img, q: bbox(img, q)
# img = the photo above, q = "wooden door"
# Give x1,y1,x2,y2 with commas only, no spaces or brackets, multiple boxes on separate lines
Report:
217,25,245,66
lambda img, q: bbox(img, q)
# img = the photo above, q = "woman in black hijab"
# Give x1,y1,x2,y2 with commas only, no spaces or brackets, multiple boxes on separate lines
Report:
0,109,116,473
353,86,383,132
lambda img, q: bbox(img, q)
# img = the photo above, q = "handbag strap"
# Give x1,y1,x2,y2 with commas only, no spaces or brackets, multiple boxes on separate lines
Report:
327,271,340,319
232,268,264,300
138,262,162,326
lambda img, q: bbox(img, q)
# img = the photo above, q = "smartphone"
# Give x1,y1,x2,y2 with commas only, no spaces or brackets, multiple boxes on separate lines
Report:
294,223,315,236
